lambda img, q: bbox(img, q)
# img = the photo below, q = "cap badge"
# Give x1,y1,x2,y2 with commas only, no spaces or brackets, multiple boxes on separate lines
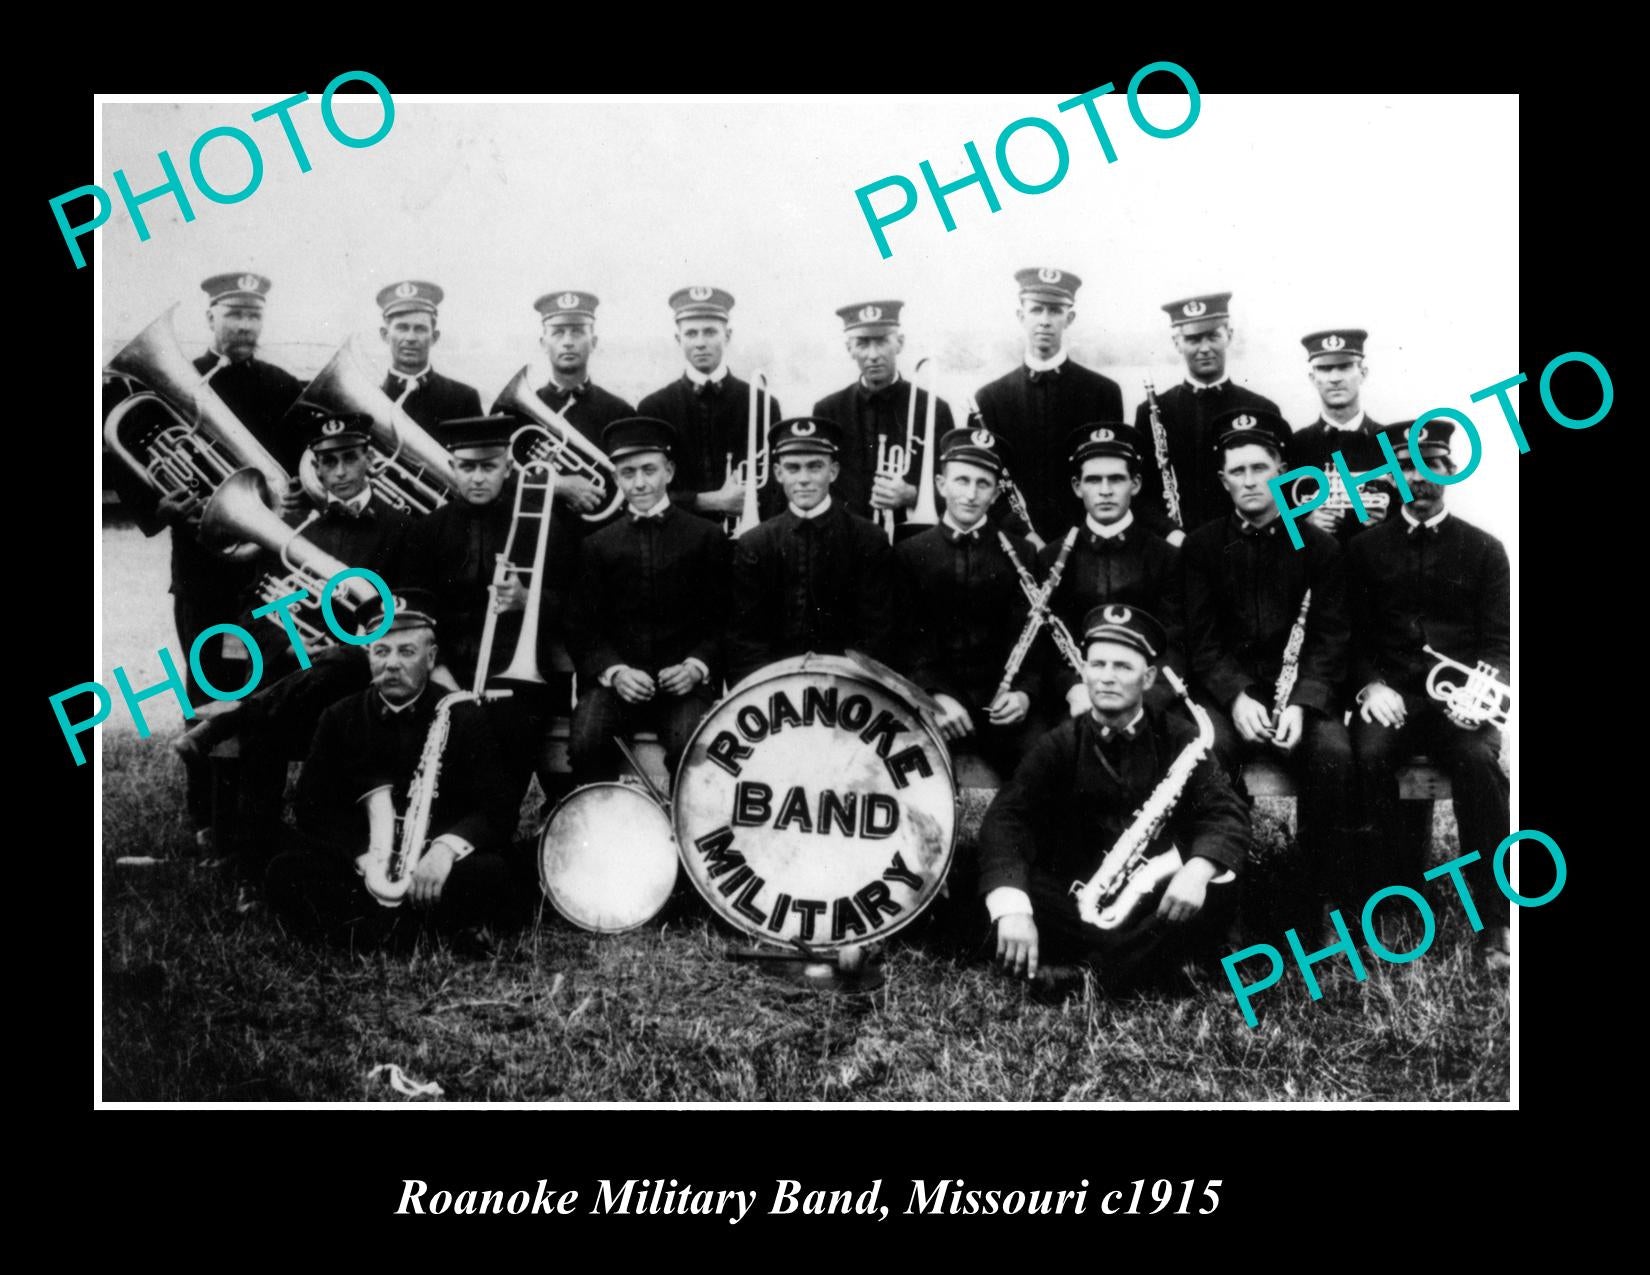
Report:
1322,334,1345,351
858,304,883,323
1037,268,1062,284
689,286,713,301
1104,605,1132,624
321,420,346,436
1091,427,1114,443
1418,426,1431,442
1182,300,1207,317
395,281,419,299
1232,414,1257,430
237,273,261,292
557,292,582,310
971,428,995,448
792,421,817,436
394,596,407,614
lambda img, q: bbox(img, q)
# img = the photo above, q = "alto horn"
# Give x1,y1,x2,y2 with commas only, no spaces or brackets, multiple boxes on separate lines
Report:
103,304,293,560
297,341,460,515
1422,644,1512,731
495,366,624,523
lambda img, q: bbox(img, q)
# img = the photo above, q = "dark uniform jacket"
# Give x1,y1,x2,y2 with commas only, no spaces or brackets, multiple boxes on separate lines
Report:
973,360,1124,541
976,707,1250,896
1346,512,1510,699
383,368,483,432
1182,513,1348,715
894,523,1040,714
1134,380,1284,538
295,686,517,862
566,504,731,687
532,379,636,442
727,501,901,685
637,372,784,522
812,378,953,528
1286,414,1392,546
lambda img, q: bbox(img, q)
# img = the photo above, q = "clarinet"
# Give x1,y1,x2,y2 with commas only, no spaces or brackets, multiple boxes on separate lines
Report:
1144,379,1183,530
992,526,1079,701
1271,588,1313,727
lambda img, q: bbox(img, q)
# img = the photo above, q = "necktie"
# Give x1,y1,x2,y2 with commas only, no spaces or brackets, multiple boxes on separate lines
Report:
1028,368,1058,384
390,373,423,406
1407,521,1440,538
695,380,720,399
327,500,372,521
948,526,979,544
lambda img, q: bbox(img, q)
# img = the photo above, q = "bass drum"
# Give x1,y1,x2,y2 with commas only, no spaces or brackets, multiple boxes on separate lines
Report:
673,653,956,952
537,783,679,933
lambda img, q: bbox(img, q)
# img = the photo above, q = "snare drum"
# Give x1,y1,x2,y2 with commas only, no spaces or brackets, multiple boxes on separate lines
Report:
537,783,679,933
673,653,956,952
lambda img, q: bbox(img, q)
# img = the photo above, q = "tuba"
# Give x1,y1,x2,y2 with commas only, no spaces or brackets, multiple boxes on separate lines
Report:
103,305,292,560
495,367,624,523
296,341,460,515
1422,645,1512,730
728,369,775,537
198,468,383,650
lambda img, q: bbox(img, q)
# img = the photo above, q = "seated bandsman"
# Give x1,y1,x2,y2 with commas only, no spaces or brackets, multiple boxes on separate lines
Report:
265,590,528,944
376,279,483,429
1134,292,1287,544
726,417,901,685
1042,423,1183,721
566,417,731,786
1181,409,1357,919
893,426,1041,779
813,301,953,533
636,286,784,525
1287,328,1394,543
1346,420,1511,969
974,605,1250,991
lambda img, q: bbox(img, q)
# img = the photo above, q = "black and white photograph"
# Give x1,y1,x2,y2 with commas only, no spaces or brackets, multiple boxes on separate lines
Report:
84,85,1532,1111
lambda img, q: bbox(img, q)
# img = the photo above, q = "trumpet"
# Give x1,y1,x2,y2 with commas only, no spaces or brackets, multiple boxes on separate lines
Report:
199,469,383,648
1288,468,1391,522
495,366,624,523
727,369,775,538
874,356,941,543
103,304,292,561
1422,645,1512,730
296,341,460,516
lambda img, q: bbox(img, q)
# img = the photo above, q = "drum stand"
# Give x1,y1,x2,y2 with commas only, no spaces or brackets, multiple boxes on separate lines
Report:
726,941,886,993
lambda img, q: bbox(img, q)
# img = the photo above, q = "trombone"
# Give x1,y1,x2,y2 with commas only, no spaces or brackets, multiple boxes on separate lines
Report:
474,452,559,690
496,366,624,523
727,369,775,538
874,355,942,543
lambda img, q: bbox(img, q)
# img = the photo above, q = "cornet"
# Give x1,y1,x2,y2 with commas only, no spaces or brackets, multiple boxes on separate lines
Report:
1288,467,1391,521
495,366,624,523
1422,645,1512,730
727,369,775,538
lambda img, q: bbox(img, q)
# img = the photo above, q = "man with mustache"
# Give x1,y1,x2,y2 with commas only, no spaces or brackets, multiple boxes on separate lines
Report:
376,279,483,431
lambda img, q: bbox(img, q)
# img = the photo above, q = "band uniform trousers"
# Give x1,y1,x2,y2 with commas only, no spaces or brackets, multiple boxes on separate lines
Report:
569,684,720,788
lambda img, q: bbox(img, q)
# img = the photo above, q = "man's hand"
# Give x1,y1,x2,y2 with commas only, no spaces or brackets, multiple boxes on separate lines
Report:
931,692,974,740
1231,691,1274,743
656,662,703,696
157,489,203,528
1025,531,1047,553
278,478,309,520
986,690,1030,726
1307,505,1345,534
612,666,657,704
697,472,745,516
1166,528,1187,548
1156,856,1219,925
996,913,1039,980
1066,683,1089,718
870,474,916,511
1271,703,1305,752
492,564,526,613
409,840,458,909
555,475,603,514
1359,683,1407,729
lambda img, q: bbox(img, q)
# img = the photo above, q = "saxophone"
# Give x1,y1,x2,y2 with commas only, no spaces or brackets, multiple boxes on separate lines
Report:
359,690,478,907
1271,588,1313,727
1071,667,1216,937
1144,379,1183,530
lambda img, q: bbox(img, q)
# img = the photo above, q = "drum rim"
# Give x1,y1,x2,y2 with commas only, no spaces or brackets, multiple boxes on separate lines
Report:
537,781,678,935
671,652,958,950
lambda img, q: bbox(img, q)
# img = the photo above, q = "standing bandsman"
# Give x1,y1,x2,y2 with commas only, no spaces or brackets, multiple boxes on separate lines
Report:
1181,410,1356,919
1287,328,1393,543
973,268,1124,547
726,417,901,685
1135,292,1286,544
636,286,784,525
375,280,483,430
894,427,1041,779
566,418,731,786
186,271,308,468
1346,421,1511,970
813,300,953,533
1043,423,1183,720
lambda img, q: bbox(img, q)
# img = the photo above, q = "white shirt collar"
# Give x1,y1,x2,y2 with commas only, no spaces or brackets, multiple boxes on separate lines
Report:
327,488,373,515
859,371,904,393
943,512,987,538
392,363,432,382
1086,510,1134,539
1185,373,1231,391
376,685,427,715
629,498,669,519
1092,706,1146,738
1322,409,1366,432
1024,348,1070,374
790,494,833,520
1401,505,1449,531
683,363,730,387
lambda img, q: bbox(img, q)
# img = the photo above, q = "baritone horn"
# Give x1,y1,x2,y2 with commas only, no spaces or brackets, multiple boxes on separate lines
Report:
198,468,384,649
103,304,293,560
496,366,624,523
297,341,460,515
1422,645,1512,731
729,369,774,537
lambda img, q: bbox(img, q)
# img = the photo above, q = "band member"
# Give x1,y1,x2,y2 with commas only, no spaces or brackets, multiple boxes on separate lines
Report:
1288,329,1392,542
635,286,784,524
812,300,953,531
1346,421,1511,970
376,280,484,429
566,418,730,786
1135,292,1286,544
1043,423,1183,720
894,427,1041,779
264,590,530,944
975,605,1250,990
972,269,1124,546
726,417,901,685
1181,410,1356,916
